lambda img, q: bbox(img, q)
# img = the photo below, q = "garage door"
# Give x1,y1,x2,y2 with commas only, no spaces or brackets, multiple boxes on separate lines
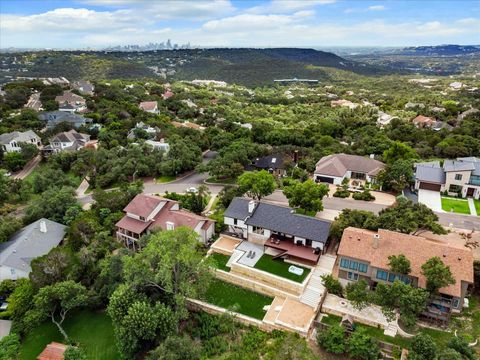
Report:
316,176,334,184
419,182,441,191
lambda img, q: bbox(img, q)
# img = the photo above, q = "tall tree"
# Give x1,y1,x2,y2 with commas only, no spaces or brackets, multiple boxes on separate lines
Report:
237,170,276,201
421,257,456,294
388,254,412,275
123,227,213,320
329,209,377,240
377,159,414,193
345,280,371,311
347,328,380,360
283,179,329,214
383,141,418,164
26,281,88,341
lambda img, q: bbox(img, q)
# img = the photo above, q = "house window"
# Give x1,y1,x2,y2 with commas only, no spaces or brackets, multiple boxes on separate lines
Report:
449,184,462,193
340,258,349,268
349,261,358,271
10,268,15,275
358,263,368,273
347,272,358,281
455,174,463,181
452,298,460,309
388,273,396,282
376,270,388,281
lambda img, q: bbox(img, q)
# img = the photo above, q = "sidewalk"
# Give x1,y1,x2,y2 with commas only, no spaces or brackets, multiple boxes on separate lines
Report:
75,178,90,198
468,198,478,216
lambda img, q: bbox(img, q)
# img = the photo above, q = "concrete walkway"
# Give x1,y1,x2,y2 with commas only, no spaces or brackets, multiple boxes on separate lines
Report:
468,198,478,216
75,178,90,198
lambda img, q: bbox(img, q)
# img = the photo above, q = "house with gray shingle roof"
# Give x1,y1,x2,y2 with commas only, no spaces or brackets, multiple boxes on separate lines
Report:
0,130,41,153
414,158,480,199
42,129,91,155
224,198,331,264
0,218,66,281
38,111,92,129
314,154,385,185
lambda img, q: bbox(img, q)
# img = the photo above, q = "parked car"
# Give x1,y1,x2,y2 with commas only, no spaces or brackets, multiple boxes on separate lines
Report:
0,302,8,311
186,187,198,194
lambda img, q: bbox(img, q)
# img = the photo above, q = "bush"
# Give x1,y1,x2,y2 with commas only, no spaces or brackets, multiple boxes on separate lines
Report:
0,333,20,360
333,189,350,198
316,324,346,354
347,328,381,360
353,190,376,201
320,274,343,296
408,334,437,360
437,348,463,360
147,335,201,360
447,336,475,360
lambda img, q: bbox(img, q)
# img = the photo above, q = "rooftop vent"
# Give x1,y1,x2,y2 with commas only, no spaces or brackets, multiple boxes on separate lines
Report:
40,220,47,233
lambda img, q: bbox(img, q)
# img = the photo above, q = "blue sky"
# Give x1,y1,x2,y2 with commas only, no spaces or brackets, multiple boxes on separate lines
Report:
1,1,479,49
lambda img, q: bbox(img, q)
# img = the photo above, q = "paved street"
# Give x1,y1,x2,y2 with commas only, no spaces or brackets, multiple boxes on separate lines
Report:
13,155,41,180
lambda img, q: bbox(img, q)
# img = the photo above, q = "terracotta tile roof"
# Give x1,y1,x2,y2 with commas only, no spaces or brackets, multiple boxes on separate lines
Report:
338,227,474,297
139,101,158,111
151,201,212,232
37,342,68,360
315,154,385,177
171,121,205,130
412,115,436,126
123,194,164,218
115,215,152,234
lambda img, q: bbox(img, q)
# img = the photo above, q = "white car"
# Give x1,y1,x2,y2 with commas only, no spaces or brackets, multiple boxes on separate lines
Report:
0,302,8,311
186,187,198,194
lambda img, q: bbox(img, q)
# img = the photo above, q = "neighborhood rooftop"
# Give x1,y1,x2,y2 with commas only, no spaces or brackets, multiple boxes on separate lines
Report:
225,197,331,244
314,153,385,178
338,227,474,298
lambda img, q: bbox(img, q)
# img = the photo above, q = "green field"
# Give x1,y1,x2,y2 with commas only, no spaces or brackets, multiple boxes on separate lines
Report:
210,252,231,272
474,199,480,216
441,197,471,214
19,310,119,360
254,254,310,283
204,279,273,320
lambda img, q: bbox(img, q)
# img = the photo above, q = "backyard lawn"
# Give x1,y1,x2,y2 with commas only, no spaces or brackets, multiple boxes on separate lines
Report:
210,252,231,272
19,309,119,360
203,279,273,320
254,254,310,283
441,197,471,214
475,199,480,216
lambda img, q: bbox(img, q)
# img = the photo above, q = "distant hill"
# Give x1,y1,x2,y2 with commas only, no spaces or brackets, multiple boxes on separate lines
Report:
0,48,401,87
394,45,480,56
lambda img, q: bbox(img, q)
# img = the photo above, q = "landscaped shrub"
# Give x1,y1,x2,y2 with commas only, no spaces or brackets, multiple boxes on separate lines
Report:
320,274,343,296
353,190,375,201
437,348,463,360
333,189,350,198
0,333,20,360
408,334,437,360
447,336,476,360
347,328,381,360
202,335,229,357
316,324,346,354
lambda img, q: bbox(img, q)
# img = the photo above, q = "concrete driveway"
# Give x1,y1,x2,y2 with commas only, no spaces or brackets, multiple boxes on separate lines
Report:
418,189,443,212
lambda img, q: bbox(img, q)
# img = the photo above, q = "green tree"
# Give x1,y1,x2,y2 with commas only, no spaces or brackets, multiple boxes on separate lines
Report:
383,141,418,164
283,179,329,214
408,334,437,360
421,257,456,294
237,170,276,201
26,281,88,340
0,333,20,360
30,247,74,288
5,279,35,334
388,254,411,275
320,274,343,296
347,328,381,360
146,335,201,360
25,186,77,223
0,216,22,244
316,324,346,354
64,346,87,360
19,142,39,162
377,159,414,193
345,280,371,310
123,227,213,320
3,152,26,172
447,336,476,360
329,209,377,240
437,348,463,360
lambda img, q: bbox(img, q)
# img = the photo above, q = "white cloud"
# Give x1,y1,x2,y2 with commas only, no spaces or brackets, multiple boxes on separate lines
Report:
368,5,385,11
248,0,336,14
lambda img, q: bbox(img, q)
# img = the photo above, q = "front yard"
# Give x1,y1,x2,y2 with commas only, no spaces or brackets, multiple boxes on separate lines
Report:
203,279,273,320
254,254,311,283
19,309,118,360
441,197,471,214
475,199,480,215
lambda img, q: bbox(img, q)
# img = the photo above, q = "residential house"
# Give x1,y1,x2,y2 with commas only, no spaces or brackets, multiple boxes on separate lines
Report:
38,111,92,129
145,139,170,153
224,198,331,264
414,158,480,199
139,101,159,114
335,227,473,322
376,111,396,127
457,108,479,123
55,91,87,113
412,115,436,128
127,121,160,140
247,154,289,177
0,130,41,153
330,99,359,109
116,194,215,249
314,154,385,185
24,92,43,111
72,80,94,96
42,129,91,155
0,219,66,281
171,120,205,131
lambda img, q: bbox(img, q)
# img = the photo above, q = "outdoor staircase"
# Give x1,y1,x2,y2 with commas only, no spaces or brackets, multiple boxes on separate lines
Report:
300,254,337,309
383,322,398,337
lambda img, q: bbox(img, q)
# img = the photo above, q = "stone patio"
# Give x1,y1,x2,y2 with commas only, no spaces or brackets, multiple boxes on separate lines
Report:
264,296,316,334
236,241,264,267
210,235,242,255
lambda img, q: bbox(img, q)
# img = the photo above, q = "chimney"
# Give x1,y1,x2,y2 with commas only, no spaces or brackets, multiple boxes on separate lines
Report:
40,220,47,233
248,200,257,214
373,233,380,249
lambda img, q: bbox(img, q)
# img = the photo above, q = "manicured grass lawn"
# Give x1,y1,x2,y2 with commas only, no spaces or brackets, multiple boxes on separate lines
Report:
441,197,471,214
19,309,119,360
210,252,231,272
204,279,273,320
156,175,176,183
474,199,480,216
254,254,310,283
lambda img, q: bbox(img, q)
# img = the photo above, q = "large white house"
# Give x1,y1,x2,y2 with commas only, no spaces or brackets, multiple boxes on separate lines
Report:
42,129,91,155
0,130,41,153
0,219,66,281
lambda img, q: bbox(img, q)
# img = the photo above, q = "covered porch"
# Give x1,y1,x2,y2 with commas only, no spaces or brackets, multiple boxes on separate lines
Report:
265,235,321,265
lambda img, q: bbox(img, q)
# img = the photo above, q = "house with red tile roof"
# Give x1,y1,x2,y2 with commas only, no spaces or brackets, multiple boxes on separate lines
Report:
335,227,474,323
116,194,215,249
412,115,436,128
139,101,159,114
